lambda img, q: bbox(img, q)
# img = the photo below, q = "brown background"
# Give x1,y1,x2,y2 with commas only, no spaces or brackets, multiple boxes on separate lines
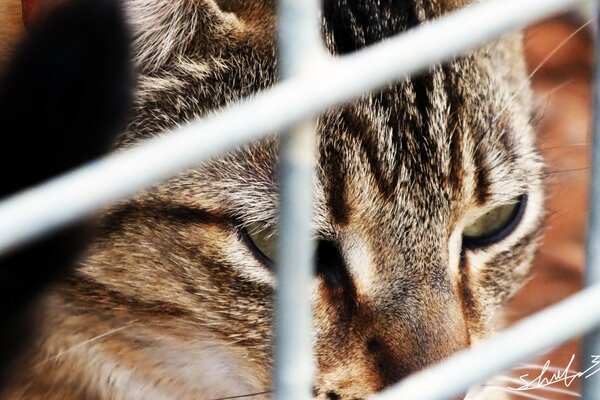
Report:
504,15,594,399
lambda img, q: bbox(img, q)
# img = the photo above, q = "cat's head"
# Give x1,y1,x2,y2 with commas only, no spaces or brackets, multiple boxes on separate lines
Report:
80,0,543,398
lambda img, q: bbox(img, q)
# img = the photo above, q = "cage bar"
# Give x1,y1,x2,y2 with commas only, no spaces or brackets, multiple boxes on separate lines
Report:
370,282,600,400
582,1,600,399
0,0,596,397
274,0,323,399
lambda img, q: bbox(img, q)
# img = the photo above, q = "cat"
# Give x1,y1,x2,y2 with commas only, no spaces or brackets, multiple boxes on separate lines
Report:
1,0,544,399
0,0,131,390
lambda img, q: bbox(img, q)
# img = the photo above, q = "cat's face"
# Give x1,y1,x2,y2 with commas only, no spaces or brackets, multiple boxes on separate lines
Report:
78,0,543,398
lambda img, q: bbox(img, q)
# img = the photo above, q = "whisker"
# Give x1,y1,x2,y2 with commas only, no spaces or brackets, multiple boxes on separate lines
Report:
544,167,589,176
539,143,589,152
541,78,574,96
536,77,574,113
472,17,593,153
528,18,594,81
210,390,272,400
532,78,574,126
40,320,138,365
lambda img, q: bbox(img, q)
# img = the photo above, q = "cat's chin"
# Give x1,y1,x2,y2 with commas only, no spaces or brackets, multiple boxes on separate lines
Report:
88,334,265,400
161,337,264,398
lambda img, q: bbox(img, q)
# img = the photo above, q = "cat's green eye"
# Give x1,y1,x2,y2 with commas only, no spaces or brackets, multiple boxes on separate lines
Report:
244,222,278,265
463,194,527,248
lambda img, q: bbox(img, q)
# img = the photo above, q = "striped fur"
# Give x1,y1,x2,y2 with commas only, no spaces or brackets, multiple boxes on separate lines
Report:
2,0,544,399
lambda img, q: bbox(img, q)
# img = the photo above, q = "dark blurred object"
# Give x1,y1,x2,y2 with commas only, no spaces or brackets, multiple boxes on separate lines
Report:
22,0,68,31
0,0,131,389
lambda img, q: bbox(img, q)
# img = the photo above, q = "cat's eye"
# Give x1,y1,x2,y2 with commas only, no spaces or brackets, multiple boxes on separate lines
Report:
243,222,278,266
462,194,527,248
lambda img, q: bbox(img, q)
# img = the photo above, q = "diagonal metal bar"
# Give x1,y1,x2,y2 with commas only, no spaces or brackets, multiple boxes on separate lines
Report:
0,0,584,257
370,282,600,400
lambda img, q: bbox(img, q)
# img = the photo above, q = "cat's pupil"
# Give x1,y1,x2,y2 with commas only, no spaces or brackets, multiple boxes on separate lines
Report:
316,240,351,290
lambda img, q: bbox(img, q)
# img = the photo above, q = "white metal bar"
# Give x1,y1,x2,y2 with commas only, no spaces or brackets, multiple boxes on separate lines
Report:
278,0,323,78
582,2,600,398
0,0,583,257
370,282,600,400
276,121,318,400
275,0,322,399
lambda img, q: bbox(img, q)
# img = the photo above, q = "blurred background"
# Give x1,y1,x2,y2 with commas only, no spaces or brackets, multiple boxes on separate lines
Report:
504,13,594,399
0,0,23,64
0,1,596,399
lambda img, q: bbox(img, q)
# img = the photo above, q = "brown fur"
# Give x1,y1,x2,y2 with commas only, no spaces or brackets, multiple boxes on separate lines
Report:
2,0,544,399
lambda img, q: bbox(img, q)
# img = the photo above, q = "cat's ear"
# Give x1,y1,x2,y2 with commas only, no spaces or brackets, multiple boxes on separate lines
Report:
126,0,274,72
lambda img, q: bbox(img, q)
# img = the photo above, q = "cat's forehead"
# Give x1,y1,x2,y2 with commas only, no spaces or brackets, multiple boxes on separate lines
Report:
317,46,536,202
128,0,540,232
198,49,539,236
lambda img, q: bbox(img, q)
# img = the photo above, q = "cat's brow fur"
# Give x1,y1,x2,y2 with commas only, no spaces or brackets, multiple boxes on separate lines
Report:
3,0,544,399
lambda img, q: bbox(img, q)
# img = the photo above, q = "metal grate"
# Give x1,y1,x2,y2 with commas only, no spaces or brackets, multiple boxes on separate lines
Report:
0,0,597,398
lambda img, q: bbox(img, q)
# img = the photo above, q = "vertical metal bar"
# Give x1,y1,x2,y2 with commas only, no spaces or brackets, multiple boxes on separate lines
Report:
275,1,323,400
279,0,323,77
583,2,600,399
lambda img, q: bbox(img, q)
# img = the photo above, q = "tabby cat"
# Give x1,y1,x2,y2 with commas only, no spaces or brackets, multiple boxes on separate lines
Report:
2,0,544,399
